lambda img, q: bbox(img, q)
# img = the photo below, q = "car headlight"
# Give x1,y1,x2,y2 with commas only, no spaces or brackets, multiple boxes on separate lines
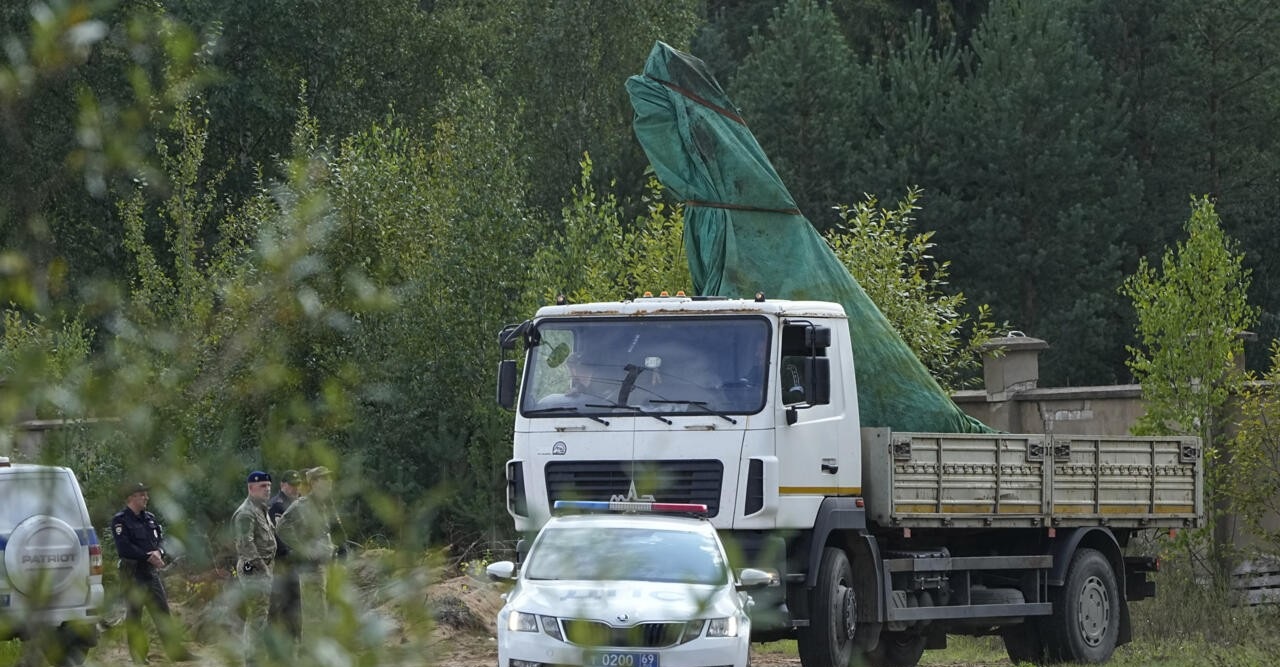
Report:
677,620,706,644
508,610,540,633
539,615,563,641
707,616,739,638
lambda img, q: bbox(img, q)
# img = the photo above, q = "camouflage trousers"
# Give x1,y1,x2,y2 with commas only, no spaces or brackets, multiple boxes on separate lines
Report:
298,567,329,644
237,567,273,667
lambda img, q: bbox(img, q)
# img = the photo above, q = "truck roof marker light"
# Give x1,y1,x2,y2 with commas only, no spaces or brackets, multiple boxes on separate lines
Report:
553,500,709,516
659,290,670,297
555,294,567,305
643,291,654,298
675,290,686,297
754,292,765,302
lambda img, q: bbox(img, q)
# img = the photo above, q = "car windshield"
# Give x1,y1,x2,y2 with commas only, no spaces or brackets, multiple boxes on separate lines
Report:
520,316,770,417
524,525,728,585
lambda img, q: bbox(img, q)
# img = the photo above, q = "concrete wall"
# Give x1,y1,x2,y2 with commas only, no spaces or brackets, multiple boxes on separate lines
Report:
953,333,1149,435
953,384,1148,435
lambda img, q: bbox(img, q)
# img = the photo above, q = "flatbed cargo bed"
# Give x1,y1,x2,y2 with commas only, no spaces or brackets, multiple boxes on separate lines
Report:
861,427,1202,529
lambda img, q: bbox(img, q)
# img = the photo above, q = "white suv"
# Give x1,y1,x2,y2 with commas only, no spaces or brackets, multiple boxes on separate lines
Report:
488,501,772,667
0,457,104,666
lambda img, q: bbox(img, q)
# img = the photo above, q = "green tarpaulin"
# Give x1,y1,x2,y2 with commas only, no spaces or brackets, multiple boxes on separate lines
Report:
626,41,991,434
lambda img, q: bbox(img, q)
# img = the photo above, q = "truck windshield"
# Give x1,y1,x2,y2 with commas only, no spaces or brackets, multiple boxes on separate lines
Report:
521,316,770,417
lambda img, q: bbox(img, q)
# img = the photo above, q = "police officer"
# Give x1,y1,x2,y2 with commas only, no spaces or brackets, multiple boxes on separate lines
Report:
233,471,277,667
277,466,336,642
267,470,303,645
111,482,193,664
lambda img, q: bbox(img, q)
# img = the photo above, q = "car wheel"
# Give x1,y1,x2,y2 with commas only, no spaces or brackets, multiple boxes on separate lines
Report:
797,547,856,667
1043,548,1119,663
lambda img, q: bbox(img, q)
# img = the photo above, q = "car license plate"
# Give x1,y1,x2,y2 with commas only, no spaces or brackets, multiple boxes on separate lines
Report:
584,651,659,667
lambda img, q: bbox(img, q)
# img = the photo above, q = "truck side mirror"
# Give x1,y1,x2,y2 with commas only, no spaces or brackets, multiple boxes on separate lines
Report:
806,357,830,405
805,326,832,349
497,359,517,409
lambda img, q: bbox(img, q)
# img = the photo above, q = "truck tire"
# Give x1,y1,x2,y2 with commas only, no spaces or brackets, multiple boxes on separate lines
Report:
864,631,925,667
797,547,857,667
1044,548,1119,663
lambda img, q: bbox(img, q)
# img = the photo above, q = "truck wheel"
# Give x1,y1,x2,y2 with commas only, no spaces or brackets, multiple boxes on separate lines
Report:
797,547,857,667
864,631,925,667
1045,548,1119,663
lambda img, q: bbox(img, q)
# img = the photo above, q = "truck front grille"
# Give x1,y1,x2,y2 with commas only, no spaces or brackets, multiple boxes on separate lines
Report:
544,460,723,516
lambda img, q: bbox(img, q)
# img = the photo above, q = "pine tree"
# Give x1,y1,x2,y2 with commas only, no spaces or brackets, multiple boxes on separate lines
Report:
927,0,1139,384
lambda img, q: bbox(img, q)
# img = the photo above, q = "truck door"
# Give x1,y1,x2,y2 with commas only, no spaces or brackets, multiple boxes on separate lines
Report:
774,321,850,523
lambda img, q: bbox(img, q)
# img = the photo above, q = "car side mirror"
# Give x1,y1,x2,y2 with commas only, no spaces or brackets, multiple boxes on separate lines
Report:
736,567,774,590
486,560,517,581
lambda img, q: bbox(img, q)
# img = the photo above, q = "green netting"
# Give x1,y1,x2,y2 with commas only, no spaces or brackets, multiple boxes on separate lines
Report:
626,41,991,434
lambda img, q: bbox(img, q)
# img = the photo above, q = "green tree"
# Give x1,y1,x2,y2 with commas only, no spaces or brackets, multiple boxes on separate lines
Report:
1081,0,1280,372
826,189,1000,391
1121,197,1258,581
845,16,965,215
1231,342,1280,556
332,83,536,548
525,155,690,309
730,0,864,228
0,2,207,307
165,0,447,196
502,0,700,216
929,0,1138,385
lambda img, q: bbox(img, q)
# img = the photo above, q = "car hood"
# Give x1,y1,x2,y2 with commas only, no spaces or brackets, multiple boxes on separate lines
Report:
509,579,741,621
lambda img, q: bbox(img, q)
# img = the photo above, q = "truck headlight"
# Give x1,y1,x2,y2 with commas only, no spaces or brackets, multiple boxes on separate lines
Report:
707,616,739,637
508,610,540,633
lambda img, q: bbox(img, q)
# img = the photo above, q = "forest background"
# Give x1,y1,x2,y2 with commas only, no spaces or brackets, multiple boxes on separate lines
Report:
3,0,1280,570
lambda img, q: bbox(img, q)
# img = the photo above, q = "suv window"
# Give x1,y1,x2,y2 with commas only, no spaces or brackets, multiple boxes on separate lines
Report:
0,473,84,530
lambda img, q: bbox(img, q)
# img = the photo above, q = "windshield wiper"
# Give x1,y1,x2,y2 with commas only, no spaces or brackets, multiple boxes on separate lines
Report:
648,399,737,424
585,403,673,425
524,406,609,425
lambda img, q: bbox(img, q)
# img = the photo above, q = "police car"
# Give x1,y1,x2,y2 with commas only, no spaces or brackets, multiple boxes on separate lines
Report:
0,457,103,665
488,500,771,667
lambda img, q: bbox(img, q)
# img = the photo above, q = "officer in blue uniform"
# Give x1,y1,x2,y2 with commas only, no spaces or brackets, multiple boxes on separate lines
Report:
111,482,193,664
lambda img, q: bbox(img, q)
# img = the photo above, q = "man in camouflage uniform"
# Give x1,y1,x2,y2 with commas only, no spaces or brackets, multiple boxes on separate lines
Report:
232,471,277,667
277,466,335,643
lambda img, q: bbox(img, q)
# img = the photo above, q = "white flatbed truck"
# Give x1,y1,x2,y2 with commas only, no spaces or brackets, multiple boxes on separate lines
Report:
496,295,1202,666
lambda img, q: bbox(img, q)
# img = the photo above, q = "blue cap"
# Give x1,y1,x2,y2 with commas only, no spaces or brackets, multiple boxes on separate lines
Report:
247,471,272,484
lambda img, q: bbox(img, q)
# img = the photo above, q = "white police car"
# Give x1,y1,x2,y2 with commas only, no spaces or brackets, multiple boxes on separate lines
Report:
488,501,771,667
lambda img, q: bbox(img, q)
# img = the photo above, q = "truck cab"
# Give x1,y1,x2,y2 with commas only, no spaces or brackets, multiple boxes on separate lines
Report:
498,295,858,535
